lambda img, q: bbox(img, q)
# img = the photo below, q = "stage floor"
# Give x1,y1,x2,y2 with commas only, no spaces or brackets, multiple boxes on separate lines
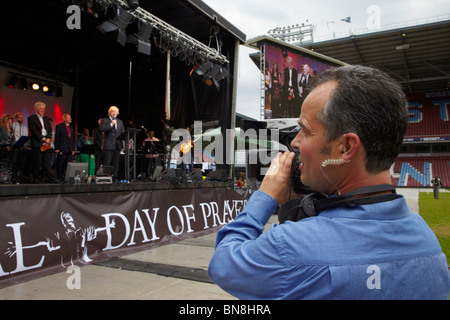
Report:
0,180,232,198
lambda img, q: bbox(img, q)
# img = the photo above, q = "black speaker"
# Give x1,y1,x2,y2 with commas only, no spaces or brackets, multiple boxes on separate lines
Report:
160,168,181,183
190,170,203,182
207,169,228,182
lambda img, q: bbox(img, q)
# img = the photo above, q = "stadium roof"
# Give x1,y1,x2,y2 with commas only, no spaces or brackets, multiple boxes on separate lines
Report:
247,19,450,94
300,19,450,94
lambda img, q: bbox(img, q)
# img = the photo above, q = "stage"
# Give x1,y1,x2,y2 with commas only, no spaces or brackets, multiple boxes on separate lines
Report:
0,179,232,198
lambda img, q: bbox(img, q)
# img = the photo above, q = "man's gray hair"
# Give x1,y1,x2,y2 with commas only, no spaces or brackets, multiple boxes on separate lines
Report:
34,101,46,110
311,65,408,173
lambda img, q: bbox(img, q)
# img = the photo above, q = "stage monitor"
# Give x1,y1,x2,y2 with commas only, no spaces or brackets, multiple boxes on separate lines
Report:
65,162,89,182
96,165,114,177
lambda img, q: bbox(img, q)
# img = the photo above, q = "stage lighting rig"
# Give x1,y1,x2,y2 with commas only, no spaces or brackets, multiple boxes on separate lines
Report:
31,81,40,91
88,0,112,16
127,0,139,11
20,77,28,90
109,0,228,65
127,20,153,55
6,74,18,88
194,61,228,89
97,4,134,46
195,61,214,76
210,64,229,89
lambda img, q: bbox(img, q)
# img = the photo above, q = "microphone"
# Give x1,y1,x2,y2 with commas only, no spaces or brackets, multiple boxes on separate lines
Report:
321,159,345,167
320,158,350,195
141,125,148,133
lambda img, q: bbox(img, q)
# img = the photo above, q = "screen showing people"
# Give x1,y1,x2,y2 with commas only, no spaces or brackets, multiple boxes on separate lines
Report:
264,44,337,119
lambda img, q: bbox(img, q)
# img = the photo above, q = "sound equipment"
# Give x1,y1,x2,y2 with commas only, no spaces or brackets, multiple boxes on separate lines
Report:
190,170,203,182
207,169,228,182
160,168,182,183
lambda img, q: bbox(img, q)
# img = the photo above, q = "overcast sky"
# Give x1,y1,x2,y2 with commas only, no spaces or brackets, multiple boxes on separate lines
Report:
202,0,450,120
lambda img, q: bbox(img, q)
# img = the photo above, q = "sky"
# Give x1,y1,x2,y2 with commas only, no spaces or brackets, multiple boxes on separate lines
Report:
202,0,450,120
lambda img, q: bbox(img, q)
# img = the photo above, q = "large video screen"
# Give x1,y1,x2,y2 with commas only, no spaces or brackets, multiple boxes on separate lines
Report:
263,44,338,119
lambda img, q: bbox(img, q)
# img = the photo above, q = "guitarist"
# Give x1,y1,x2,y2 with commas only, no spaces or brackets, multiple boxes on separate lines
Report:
180,126,194,180
28,101,58,184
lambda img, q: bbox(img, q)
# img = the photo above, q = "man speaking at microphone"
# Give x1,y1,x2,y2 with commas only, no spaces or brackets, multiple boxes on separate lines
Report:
208,65,450,300
100,106,124,181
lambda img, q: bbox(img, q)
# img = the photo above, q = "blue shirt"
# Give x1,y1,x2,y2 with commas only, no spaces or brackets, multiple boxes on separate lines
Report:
208,191,450,300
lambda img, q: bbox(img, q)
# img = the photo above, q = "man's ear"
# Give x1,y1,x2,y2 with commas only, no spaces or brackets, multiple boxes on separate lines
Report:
341,133,360,162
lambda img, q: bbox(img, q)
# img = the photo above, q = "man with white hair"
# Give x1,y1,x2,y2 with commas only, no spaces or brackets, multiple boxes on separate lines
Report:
100,106,124,181
27,101,58,183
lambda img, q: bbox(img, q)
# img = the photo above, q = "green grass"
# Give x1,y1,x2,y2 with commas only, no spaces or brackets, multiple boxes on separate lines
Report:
418,191,450,265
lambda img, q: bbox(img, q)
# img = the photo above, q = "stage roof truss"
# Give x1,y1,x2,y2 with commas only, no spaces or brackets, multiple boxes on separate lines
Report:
113,0,229,64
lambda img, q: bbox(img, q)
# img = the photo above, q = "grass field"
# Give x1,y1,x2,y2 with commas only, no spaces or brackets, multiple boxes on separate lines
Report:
418,191,450,266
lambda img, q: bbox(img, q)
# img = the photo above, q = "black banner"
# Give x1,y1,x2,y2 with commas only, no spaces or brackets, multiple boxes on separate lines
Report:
0,187,250,287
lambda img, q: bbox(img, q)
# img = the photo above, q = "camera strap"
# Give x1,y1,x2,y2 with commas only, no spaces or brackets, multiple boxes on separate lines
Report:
278,184,400,223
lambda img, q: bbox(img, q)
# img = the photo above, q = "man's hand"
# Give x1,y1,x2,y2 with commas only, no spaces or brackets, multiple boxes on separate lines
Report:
259,151,295,205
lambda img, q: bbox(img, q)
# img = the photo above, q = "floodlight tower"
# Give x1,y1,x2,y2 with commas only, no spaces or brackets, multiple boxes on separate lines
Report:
267,22,314,46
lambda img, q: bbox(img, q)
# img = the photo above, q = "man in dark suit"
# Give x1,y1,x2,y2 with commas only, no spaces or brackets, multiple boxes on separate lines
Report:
100,106,124,181
27,101,58,183
282,56,299,118
93,118,104,174
54,114,75,181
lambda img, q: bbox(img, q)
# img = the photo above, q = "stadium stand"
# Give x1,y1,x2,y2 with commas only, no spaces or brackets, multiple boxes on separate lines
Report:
391,92,450,187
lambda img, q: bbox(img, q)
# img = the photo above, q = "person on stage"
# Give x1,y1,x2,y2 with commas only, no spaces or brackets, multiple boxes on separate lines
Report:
93,119,104,174
282,56,299,118
27,101,58,183
77,127,95,176
99,106,124,181
142,130,161,180
0,114,14,183
12,112,31,183
54,114,75,181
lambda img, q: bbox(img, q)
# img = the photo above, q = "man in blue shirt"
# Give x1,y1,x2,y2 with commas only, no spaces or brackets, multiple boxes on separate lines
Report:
208,65,450,300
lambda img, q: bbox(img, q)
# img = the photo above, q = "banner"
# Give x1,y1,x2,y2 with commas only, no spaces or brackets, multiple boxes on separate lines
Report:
0,187,250,287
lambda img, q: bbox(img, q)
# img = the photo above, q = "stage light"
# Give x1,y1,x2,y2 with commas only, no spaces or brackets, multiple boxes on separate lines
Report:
97,6,134,46
56,86,63,97
6,74,18,88
210,64,229,89
20,78,28,90
172,40,189,59
127,20,153,55
42,85,49,93
160,32,172,53
45,85,54,96
32,81,40,91
127,0,139,11
88,0,111,15
195,61,213,76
